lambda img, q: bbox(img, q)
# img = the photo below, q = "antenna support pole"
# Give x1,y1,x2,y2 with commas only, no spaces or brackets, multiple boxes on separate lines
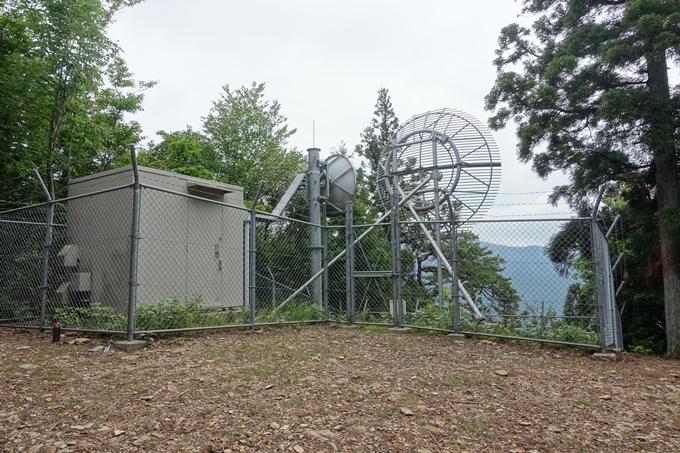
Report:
308,148,323,306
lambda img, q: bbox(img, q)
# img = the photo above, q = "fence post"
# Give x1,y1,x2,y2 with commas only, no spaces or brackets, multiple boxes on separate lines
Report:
127,145,142,341
249,181,264,329
452,219,460,332
34,170,53,331
243,220,250,308
345,201,355,325
591,185,608,353
323,202,329,321
390,149,403,328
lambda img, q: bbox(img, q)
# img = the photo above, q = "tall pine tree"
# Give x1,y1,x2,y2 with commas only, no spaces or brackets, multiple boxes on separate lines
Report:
356,88,399,194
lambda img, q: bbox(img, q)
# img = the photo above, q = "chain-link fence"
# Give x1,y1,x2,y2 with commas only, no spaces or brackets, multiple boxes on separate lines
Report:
345,211,615,349
0,167,620,349
453,219,601,346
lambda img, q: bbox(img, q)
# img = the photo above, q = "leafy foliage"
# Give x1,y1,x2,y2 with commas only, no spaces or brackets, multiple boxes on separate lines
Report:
203,82,305,205
0,0,152,203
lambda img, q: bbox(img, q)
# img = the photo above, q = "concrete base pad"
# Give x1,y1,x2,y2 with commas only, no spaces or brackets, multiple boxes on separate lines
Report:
114,340,148,352
388,327,411,333
447,333,466,340
592,352,617,361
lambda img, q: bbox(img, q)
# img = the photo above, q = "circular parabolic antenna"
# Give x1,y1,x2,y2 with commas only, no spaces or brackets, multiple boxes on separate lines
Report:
323,154,356,213
377,108,501,223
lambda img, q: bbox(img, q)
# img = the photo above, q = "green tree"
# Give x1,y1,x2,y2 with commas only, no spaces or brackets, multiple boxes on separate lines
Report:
485,0,680,356
139,127,217,180
202,82,305,205
0,0,149,200
456,231,520,318
356,88,399,194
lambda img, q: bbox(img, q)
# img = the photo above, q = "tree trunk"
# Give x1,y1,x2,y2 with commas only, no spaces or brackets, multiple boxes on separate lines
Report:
646,54,680,357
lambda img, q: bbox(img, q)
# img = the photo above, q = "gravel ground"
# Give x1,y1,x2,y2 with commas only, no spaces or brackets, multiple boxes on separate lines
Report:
1,324,680,453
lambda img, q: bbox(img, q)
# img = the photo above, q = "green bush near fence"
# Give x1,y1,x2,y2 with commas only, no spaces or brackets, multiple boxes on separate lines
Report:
53,302,126,331
50,295,326,332
254,299,325,323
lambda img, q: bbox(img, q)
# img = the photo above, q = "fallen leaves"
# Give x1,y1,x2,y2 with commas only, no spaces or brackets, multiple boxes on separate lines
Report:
1,324,680,453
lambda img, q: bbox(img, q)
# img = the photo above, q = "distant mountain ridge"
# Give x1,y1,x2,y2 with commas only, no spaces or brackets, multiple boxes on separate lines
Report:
481,242,575,315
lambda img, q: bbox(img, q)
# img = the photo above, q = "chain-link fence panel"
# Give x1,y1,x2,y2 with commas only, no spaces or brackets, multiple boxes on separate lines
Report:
454,219,600,346
47,188,134,332
132,187,247,331
352,223,394,324
401,220,456,330
325,225,347,322
251,214,324,324
0,204,54,327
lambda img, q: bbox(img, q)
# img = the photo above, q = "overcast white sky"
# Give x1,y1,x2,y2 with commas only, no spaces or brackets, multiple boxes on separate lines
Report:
107,0,573,220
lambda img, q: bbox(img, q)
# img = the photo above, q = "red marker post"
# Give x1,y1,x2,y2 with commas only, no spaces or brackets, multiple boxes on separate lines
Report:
52,323,61,343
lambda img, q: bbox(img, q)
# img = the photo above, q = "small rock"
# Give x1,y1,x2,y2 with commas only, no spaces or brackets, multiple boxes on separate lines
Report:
270,422,280,430
140,395,154,401
495,369,509,376
264,384,274,389
16,346,30,350
70,425,85,430
294,446,304,453
19,364,38,370
113,429,125,437
400,407,414,416
598,395,612,400
480,340,496,345
73,338,91,345
417,449,433,453
132,435,151,446
616,421,635,432
519,421,532,426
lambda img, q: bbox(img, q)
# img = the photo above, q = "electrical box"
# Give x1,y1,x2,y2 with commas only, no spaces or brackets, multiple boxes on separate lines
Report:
70,273,91,292
57,245,79,267
56,282,70,305
66,165,246,310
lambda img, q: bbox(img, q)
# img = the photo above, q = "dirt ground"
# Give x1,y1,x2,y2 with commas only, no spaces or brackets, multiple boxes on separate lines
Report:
1,324,680,453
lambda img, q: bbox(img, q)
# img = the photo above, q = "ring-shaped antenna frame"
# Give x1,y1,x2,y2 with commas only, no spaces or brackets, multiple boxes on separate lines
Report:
377,108,501,224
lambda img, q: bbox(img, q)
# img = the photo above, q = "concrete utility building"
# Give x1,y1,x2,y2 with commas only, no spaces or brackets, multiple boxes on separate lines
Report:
61,166,246,311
